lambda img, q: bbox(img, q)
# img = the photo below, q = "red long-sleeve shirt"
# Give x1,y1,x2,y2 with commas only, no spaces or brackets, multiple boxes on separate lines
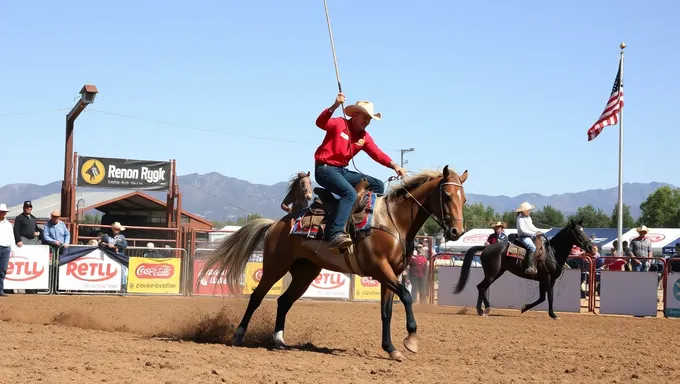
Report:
313,108,394,168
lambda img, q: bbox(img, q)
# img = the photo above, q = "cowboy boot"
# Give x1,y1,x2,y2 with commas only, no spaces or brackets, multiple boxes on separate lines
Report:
524,250,538,275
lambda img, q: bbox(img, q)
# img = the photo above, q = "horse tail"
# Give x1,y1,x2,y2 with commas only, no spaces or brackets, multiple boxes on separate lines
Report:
454,245,485,294
197,218,276,294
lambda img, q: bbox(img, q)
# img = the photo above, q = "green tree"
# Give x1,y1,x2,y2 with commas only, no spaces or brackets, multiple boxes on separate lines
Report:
463,203,499,229
610,203,636,228
500,211,517,229
567,204,610,227
638,186,680,227
532,205,565,227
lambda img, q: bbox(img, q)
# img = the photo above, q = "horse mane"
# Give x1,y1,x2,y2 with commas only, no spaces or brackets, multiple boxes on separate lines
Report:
286,172,309,197
386,169,443,200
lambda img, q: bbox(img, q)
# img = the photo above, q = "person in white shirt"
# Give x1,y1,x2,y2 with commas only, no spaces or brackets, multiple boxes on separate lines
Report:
0,203,14,297
515,201,543,276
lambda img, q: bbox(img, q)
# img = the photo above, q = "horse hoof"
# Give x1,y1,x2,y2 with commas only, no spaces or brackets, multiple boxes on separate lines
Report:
403,335,418,354
484,307,491,315
520,305,527,313
389,350,404,362
230,336,243,347
476,307,484,316
550,315,560,320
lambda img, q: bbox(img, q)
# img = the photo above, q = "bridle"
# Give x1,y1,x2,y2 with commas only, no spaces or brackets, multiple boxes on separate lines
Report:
390,176,465,238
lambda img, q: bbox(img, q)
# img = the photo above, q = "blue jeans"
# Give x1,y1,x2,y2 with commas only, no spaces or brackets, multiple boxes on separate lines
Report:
520,236,536,252
0,246,11,292
314,163,385,239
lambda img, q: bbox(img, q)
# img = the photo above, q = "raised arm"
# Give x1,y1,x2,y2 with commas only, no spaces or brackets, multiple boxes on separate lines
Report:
315,93,345,130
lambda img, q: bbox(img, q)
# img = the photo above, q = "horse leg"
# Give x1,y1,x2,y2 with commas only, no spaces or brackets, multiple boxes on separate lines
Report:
520,276,549,315
547,277,559,320
480,269,505,316
272,259,321,348
379,284,404,361
232,257,291,347
375,264,417,360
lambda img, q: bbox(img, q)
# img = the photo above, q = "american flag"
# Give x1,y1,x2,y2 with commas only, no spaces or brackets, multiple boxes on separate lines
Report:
587,58,624,141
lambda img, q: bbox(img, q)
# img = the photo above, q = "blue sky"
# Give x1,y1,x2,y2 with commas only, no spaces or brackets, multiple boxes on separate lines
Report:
1,0,677,197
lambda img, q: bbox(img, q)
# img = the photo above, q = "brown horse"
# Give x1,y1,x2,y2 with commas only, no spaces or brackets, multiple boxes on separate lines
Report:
199,165,468,361
280,171,313,215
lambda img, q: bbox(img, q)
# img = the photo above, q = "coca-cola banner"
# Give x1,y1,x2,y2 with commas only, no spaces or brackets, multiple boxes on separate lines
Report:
58,248,123,291
301,269,351,300
127,257,181,294
5,245,51,290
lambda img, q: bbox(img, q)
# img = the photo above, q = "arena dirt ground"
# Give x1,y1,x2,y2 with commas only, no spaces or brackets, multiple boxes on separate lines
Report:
0,295,678,384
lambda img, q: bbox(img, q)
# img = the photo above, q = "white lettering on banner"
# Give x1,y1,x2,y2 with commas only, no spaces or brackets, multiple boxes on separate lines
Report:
108,165,139,179
665,273,680,318
302,269,350,299
108,165,166,182
140,167,166,183
437,267,581,313
58,249,122,291
600,271,658,317
437,267,486,307
5,245,51,290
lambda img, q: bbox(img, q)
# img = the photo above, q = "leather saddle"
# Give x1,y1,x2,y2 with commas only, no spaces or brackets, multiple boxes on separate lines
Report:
295,178,373,241
505,233,546,261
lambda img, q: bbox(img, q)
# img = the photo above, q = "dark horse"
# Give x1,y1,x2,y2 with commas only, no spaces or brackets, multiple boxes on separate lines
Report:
453,219,593,319
199,166,468,361
279,171,313,215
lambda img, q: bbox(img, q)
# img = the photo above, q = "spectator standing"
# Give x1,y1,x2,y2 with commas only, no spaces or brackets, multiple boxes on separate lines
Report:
13,200,40,247
43,210,70,252
0,204,13,297
407,244,428,304
100,222,127,255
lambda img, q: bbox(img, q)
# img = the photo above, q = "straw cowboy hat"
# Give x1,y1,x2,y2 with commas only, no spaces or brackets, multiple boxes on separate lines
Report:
111,222,126,231
636,225,649,233
345,101,382,121
491,221,507,228
514,202,535,212
0,203,8,212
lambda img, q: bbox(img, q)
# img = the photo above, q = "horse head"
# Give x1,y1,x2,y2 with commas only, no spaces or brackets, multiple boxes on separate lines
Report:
435,165,468,241
567,218,593,253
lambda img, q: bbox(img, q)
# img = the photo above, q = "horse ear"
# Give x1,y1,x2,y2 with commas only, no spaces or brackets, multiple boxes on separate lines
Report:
570,218,575,226
460,170,468,184
306,171,310,177
578,218,583,226
443,165,450,179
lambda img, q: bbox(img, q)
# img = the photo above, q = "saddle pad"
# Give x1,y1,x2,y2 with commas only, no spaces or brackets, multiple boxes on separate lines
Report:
290,208,325,239
506,244,526,260
290,191,378,238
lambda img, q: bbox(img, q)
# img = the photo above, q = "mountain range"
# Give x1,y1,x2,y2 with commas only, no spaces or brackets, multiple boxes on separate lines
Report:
0,173,674,222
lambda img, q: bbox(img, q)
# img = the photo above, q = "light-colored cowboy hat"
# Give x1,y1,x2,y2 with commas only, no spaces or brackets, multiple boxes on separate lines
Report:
111,222,126,231
491,221,507,228
345,101,382,120
0,203,8,212
636,225,649,233
514,202,535,212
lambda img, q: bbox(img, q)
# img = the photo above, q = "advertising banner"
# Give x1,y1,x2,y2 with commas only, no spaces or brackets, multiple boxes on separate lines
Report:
5,245,51,290
58,248,123,291
127,257,181,294
242,262,283,296
302,269,350,299
76,155,171,190
353,275,381,301
193,259,232,296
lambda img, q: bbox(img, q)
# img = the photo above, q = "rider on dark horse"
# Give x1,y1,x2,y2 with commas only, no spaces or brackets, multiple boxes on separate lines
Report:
313,92,407,250
515,202,542,275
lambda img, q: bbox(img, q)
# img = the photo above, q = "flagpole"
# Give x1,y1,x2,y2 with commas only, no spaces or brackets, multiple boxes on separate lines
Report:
617,42,626,257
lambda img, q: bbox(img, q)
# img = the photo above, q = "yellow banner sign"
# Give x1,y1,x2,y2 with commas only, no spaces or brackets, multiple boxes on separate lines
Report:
353,275,400,301
243,262,283,296
127,257,181,294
